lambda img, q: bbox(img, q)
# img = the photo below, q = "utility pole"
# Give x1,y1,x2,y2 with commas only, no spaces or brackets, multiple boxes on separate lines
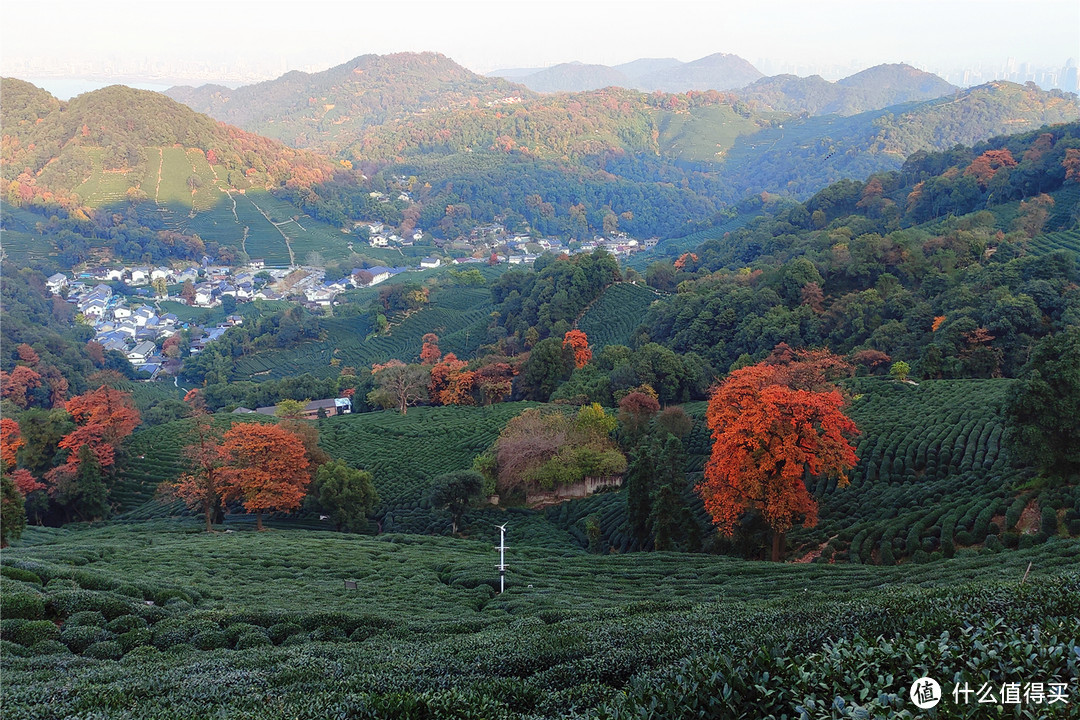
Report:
495,523,509,594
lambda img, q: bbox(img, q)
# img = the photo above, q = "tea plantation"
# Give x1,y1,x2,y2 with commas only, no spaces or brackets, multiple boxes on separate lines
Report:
111,377,1080,561
1,523,1077,719
576,283,660,350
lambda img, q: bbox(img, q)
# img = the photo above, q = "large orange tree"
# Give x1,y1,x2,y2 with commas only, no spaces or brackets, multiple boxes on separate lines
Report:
697,353,858,561
218,423,310,530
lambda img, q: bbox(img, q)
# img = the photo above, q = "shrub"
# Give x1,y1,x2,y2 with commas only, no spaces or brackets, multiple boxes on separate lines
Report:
61,625,109,653
118,628,152,653
123,645,161,662
309,626,347,642
1068,519,1080,535
281,633,310,647
114,584,146,599
235,631,272,650
224,623,263,646
106,615,148,634
955,531,974,546
14,620,59,646
66,611,107,628
192,629,230,651
151,622,189,650
2,592,44,620
0,639,29,657
1,566,42,585
984,535,1003,553
1040,507,1058,536
84,640,124,660
1002,532,1020,549
268,622,303,645
154,588,193,606
29,639,70,656
45,578,78,591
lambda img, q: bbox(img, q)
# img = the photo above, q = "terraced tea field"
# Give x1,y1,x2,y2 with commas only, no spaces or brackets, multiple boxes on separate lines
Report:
577,282,658,349
230,287,494,381
2,523,1077,719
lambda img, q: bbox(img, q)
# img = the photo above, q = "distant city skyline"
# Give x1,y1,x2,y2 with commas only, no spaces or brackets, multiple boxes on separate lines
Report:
2,0,1078,97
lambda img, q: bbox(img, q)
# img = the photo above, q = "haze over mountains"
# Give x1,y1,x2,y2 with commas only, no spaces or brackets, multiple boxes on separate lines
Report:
2,49,1076,261
166,53,528,152
491,53,765,94
487,53,959,111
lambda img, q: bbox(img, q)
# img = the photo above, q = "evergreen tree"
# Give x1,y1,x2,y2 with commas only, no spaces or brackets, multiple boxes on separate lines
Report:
1,474,27,547
625,438,658,548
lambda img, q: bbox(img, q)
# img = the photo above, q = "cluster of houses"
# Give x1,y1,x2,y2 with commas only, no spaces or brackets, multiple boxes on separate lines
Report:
361,221,425,249
45,266,251,379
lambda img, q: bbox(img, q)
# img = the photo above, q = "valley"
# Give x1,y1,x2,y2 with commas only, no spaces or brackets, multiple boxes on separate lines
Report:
2,31,1079,720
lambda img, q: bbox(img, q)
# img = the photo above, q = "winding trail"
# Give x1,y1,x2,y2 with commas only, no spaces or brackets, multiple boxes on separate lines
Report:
247,197,296,265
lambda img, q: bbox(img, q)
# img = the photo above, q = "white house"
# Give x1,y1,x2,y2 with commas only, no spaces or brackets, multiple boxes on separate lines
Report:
133,306,156,327
46,273,69,294
194,286,215,307
369,235,389,248
127,341,156,363
82,299,107,318
420,257,441,269
112,306,132,320
128,267,151,286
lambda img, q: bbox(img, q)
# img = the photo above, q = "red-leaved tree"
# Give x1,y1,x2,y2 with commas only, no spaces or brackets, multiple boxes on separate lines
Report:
218,423,310,531
419,333,442,365
697,353,859,561
171,399,224,532
1,418,24,470
563,330,592,369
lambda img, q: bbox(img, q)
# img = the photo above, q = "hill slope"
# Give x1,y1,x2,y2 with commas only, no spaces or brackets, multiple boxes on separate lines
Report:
738,63,957,116
0,80,365,265
166,53,530,153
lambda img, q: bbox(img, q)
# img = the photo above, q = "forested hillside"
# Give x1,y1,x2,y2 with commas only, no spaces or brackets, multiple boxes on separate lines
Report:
166,53,530,153
738,63,957,116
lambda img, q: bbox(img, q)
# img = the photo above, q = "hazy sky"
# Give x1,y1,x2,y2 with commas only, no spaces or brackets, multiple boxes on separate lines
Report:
2,0,1077,83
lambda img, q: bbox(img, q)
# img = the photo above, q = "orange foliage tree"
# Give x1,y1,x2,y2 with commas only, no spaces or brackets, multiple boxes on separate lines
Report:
1,418,24,470
419,333,442,365
697,354,859,561
171,400,224,532
217,423,310,531
429,353,476,405
46,386,140,485
562,330,592,369
1,366,43,409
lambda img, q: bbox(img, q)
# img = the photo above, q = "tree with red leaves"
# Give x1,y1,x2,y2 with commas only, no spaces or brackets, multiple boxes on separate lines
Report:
46,386,141,488
218,423,310,531
1,366,43,409
563,330,592,369
16,344,40,366
429,353,476,405
697,353,858,561
171,401,224,532
1,418,24,470
419,333,442,365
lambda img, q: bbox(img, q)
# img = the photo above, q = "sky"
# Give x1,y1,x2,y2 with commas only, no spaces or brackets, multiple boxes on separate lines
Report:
2,0,1077,89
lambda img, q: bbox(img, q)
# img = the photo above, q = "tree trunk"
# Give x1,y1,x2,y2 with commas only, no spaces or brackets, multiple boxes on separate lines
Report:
204,505,212,532
771,530,785,562
256,512,264,531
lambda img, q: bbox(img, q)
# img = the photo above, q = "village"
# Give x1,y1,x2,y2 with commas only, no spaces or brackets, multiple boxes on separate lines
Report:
40,218,657,381
41,257,438,380
359,215,657,265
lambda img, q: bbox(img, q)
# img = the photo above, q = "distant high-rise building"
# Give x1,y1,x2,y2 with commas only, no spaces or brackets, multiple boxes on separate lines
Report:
1064,58,1079,93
